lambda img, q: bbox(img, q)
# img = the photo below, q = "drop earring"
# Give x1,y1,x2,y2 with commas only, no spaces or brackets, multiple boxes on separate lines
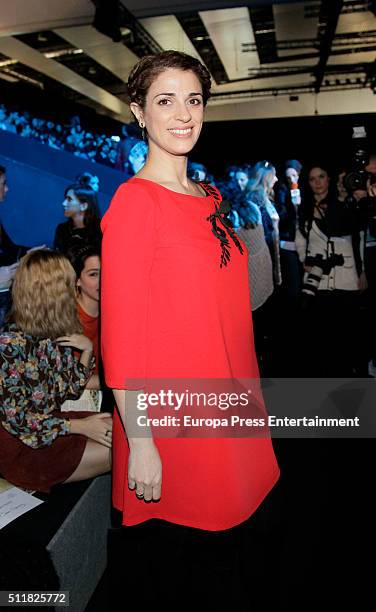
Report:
139,121,146,141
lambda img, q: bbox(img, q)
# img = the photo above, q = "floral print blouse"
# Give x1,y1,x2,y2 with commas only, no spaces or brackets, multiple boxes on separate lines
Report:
0,325,94,449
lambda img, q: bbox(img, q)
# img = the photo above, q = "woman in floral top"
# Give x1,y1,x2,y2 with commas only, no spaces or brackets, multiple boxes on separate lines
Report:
0,249,112,492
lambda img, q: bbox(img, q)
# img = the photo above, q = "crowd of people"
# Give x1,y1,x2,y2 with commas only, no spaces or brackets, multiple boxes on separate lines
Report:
0,48,374,608
0,163,111,491
0,102,154,177
1,144,376,494
0,104,121,167
0,46,376,609
216,156,376,378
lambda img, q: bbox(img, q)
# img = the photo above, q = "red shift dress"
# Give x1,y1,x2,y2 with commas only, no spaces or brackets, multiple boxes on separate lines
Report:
101,178,280,531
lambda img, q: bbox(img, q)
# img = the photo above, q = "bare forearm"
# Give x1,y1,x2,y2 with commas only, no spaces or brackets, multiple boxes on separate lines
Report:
112,389,154,448
79,347,93,368
85,374,101,390
69,418,85,435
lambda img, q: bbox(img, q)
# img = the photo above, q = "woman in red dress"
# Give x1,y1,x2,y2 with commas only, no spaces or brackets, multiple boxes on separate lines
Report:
101,51,281,606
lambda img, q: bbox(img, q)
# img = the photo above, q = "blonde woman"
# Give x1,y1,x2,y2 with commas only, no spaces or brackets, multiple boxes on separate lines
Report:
0,249,111,492
247,161,282,287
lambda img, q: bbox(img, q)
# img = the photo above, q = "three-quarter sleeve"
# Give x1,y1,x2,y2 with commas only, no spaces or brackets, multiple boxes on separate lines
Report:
0,341,71,450
100,182,157,389
1,406,71,450
0,336,94,449
53,347,95,401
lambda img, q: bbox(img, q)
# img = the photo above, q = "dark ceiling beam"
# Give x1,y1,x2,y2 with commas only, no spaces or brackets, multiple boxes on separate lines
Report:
314,0,344,93
210,81,367,101
175,13,229,84
305,0,372,18
126,0,295,19
91,0,163,55
242,29,376,52
227,62,371,84
248,5,278,64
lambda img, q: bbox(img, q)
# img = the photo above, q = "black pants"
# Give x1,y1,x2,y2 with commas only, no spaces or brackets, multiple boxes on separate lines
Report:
252,294,278,377
280,249,302,301
365,246,376,363
108,482,285,610
298,289,363,377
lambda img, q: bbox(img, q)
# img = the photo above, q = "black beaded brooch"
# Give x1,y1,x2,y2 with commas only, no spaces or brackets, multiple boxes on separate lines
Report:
200,182,244,268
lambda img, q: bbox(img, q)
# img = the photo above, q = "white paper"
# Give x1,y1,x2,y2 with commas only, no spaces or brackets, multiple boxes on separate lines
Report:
0,479,44,529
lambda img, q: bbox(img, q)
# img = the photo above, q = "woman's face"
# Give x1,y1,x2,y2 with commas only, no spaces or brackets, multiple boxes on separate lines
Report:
89,176,99,192
77,256,100,302
309,167,329,196
131,68,204,157
285,167,299,186
236,172,248,191
62,189,85,217
267,170,278,190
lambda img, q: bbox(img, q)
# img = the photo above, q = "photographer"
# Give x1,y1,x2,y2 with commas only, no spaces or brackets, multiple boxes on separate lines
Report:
295,164,364,377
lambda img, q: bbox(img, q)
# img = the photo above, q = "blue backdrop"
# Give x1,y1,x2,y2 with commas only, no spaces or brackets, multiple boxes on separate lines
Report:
0,130,125,247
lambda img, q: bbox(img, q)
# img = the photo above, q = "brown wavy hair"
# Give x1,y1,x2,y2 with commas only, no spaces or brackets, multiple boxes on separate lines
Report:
127,50,212,109
12,249,82,338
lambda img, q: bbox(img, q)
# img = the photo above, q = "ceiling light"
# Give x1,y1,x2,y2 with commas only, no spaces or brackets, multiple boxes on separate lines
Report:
0,71,18,82
44,49,83,59
0,59,17,68
2,69,43,88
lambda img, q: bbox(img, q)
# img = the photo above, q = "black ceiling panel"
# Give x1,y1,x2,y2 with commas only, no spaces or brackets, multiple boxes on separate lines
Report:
15,30,128,98
248,5,278,64
176,12,229,84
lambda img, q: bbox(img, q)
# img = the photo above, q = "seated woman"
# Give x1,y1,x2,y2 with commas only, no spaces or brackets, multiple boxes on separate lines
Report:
0,249,112,492
62,246,102,411
53,183,102,255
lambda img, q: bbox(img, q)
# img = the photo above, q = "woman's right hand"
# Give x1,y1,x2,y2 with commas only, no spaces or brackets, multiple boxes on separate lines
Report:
128,440,162,502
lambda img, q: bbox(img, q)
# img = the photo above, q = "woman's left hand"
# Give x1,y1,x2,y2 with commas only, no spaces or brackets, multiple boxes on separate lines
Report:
70,413,112,448
56,334,93,352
